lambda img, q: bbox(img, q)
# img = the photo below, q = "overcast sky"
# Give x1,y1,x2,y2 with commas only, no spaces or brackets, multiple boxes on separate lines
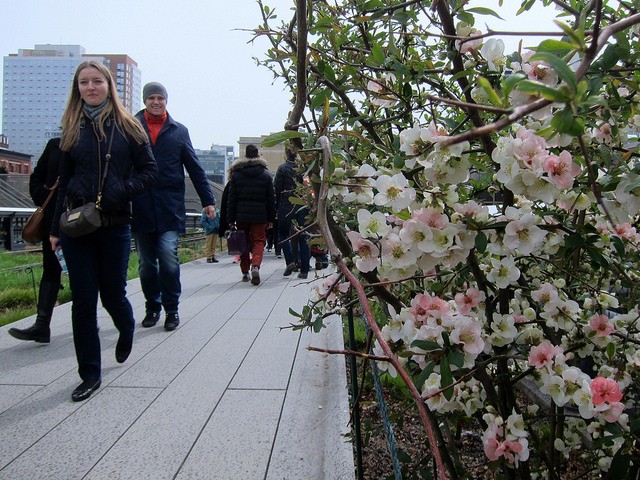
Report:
0,0,556,154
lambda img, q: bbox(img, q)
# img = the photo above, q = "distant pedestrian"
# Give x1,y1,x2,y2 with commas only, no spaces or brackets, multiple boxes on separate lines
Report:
227,144,276,285
201,207,220,263
50,60,157,402
133,82,216,331
274,148,311,279
9,137,63,344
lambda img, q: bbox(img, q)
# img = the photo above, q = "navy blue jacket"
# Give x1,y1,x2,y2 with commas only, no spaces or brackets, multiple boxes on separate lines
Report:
132,111,215,234
52,118,158,236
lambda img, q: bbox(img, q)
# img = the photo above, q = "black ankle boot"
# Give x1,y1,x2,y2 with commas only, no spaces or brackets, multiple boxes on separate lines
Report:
8,281,60,344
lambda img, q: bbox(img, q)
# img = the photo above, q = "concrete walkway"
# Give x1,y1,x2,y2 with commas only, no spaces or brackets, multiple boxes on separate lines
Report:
0,253,355,480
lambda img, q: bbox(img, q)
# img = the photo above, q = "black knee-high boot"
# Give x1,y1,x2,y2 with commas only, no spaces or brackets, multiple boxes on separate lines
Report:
8,281,60,343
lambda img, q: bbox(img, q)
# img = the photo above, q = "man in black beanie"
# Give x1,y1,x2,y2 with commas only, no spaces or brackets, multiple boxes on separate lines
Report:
132,82,216,331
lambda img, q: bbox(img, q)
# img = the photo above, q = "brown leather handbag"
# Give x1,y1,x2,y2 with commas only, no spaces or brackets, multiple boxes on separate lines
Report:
22,178,59,244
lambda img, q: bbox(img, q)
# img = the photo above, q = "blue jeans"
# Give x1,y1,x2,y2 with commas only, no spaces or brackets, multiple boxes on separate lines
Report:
134,230,181,314
278,204,310,274
61,225,134,382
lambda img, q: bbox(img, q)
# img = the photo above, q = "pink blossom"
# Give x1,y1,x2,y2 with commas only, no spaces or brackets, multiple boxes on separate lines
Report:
513,314,526,323
483,434,502,461
513,51,559,85
454,287,485,314
594,123,613,145
409,293,430,323
420,121,451,145
409,293,449,323
614,222,637,241
346,231,380,273
543,150,580,189
513,128,549,171
498,440,525,464
591,377,623,405
412,208,448,229
450,316,485,355
455,29,483,54
603,401,625,423
589,314,614,337
483,436,525,465
528,341,563,369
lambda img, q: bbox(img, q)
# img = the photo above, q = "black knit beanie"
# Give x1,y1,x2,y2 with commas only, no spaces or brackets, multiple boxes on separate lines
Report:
143,82,168,102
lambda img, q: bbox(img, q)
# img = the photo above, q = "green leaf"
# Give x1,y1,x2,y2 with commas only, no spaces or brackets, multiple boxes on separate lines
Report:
466,7,504,20
551,107,585,136
606,342,616,360
586,248,609,269
554,21,584,47
530,52,577,91
313,315,325,333
456,12,475,25
440,356,454,400
370,44,386,65
261,130,307,147
517,0,536,14
607,451,631,478
611,235,625,257
448,349,465,368
414,361,435,390
516,80,571,103
475,231,488,254
477,76,504,107
411,339,442,351
502,72,526,97
535,39,576,56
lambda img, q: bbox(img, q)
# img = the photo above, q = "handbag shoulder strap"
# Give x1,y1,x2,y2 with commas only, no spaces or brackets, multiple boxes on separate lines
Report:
96,122,116,209
40,177,59,210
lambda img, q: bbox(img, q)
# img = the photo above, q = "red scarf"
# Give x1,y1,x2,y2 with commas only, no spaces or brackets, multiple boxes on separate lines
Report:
144,111,167,145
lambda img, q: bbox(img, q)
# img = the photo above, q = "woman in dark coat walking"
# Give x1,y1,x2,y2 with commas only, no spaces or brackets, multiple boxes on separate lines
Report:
9,137,63,343
227,145,275,285
50,60,157,402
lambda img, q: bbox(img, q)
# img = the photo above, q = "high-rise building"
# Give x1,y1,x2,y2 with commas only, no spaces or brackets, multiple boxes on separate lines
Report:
195,145,235,185
1,44,142,162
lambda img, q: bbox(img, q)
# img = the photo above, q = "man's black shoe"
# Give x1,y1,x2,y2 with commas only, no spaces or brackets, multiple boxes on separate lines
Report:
8,324,50,343
164,312,180,331
141,312,160,328
115,334,133,363
71,379,101,402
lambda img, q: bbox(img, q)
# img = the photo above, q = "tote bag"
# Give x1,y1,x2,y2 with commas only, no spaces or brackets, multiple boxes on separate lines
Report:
226,229,249,255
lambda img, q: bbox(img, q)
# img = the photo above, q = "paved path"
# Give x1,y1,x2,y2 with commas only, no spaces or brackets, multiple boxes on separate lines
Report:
0,253,354,480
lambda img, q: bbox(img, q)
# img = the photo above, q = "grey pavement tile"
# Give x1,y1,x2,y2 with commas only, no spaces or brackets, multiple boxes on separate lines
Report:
0,259,354,480
0,387,158,480
0,385,42,414
266,317,355,480
175,389,285,480
83,314,264,480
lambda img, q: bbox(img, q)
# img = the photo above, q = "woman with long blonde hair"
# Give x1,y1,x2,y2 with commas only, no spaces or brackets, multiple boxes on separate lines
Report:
50,60,157,402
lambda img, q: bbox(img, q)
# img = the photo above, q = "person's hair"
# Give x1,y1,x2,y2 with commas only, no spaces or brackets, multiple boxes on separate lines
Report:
246,144,259,158
285,148,297,162
60,61,148,151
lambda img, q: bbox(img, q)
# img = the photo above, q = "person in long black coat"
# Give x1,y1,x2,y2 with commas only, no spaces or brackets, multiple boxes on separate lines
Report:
9,137,63,343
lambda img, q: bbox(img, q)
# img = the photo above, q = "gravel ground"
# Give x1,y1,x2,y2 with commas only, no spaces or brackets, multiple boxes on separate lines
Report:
351,381,600,479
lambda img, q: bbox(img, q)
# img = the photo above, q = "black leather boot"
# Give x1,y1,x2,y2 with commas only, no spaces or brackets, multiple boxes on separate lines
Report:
8,281,60,343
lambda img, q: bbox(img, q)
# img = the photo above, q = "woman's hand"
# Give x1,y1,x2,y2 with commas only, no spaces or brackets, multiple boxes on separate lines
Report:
49,235,60,251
